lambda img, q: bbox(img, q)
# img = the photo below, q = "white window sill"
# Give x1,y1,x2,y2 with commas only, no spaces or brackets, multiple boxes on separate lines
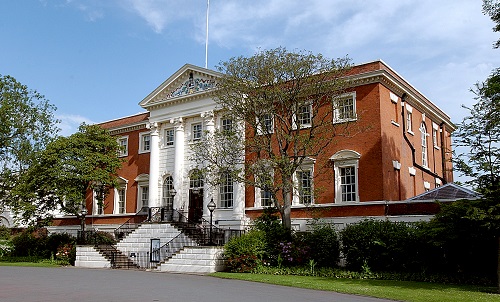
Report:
391,120,400,127
333,117,357,124
407,130,414,136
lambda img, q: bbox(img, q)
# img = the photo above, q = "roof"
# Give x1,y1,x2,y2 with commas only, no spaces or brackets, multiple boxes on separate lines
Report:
407,183,481,201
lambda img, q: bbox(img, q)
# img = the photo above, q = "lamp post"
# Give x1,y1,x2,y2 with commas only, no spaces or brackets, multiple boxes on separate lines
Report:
207,198,216,245
80,207,88,244
167,187,176,221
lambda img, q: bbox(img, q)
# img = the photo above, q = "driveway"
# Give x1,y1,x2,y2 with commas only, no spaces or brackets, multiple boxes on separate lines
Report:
0,266,396,302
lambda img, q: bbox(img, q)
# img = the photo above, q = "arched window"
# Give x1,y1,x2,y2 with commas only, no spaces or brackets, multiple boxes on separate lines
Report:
330,150,360,203
162,176,174,210
420,122,428,167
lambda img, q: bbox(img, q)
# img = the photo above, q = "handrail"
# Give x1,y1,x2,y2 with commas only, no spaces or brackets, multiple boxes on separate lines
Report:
114,207,149,240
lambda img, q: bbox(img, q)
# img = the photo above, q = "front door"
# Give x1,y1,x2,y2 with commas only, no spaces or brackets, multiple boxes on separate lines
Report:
188,189,203,223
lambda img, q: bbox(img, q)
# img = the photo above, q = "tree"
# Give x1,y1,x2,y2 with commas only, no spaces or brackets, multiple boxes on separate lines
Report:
455,68,500,291
483,0,500,48
7,124,123,224
454,68,500,197
191,47,353,230
0,75,59,205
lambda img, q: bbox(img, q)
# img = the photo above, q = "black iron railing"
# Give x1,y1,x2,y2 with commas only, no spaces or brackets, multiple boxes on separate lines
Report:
113,207,149,240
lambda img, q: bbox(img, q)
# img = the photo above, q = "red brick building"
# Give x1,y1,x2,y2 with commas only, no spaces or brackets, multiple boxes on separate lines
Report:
51,60,456,233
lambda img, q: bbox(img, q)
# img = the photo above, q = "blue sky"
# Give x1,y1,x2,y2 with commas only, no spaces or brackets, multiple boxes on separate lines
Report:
1,0,499,137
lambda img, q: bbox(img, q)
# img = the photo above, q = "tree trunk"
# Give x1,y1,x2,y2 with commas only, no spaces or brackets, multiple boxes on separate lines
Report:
281,189,292,230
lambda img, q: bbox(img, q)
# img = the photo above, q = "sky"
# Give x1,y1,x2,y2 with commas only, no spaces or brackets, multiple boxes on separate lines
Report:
1,0,499,138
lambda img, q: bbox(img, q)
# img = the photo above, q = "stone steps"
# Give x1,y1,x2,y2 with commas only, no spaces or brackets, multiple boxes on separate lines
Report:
75,246,111,268
159,246,225,274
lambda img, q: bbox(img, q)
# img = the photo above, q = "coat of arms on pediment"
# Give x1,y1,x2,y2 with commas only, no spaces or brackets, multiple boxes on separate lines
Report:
166,71,217,99
140,64,222,108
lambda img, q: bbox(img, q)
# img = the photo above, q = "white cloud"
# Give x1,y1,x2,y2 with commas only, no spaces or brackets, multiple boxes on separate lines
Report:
56,114,96,137
122,0,203,33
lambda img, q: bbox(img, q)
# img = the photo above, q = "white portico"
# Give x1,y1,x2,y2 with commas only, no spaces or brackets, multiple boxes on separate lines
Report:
139,64,247,230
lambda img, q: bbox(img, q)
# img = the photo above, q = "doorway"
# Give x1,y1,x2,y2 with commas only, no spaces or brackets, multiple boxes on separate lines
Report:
188,189,203,223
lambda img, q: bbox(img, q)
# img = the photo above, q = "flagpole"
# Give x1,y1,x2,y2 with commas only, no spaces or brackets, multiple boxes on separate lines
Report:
205,0,210,69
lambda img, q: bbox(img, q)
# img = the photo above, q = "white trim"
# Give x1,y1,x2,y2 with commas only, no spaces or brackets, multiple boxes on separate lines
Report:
390,92,398,103
114,177,128,214
333,92,357,124
138,132,151,154
330,150,360,203
409,167,416,176
117,136,129,157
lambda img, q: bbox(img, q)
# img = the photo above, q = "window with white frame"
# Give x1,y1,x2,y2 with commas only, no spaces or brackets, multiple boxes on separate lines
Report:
219,173,234,208
297,103,312,128
432,123,439,148
118,136,128,157
140,185,149,208
135,174,149,211
93,191,104,215
192,123,202,140
165,129,174,146
254,162,275,207
339,166,356,202
260,188,273,207
117,187,126,214
114,177,127,214
162,176,174,210
257,113,274,135
420,122,428,167
189,171,204,190
330,150,360,203
333,92,356,123
297,169,313,204
221,118,233,131
139,133,150,153
406,104,413,134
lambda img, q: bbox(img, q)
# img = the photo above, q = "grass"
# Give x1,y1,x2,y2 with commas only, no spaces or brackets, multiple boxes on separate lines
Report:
0,261,62,267
211,272,500,302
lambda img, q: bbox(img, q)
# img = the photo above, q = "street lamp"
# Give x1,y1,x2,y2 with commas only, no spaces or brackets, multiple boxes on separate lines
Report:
207,198,216,245
80,207,88,244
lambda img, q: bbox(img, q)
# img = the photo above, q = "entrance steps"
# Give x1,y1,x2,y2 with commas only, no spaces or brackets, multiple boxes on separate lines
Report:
75,222,226,273
159,246,225,274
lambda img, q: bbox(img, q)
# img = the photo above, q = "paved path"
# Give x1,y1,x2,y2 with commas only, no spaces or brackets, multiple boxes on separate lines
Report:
0,266,396,302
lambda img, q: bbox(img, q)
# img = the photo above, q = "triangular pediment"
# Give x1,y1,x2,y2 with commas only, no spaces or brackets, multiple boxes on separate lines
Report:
139,64,222,109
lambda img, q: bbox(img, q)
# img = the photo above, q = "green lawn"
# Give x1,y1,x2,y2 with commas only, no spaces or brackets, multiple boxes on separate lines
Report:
0,261,64,267
212,272,500,302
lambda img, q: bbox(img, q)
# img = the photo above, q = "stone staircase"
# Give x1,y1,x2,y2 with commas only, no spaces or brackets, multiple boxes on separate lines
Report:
159,246,224,274
75,222,226,273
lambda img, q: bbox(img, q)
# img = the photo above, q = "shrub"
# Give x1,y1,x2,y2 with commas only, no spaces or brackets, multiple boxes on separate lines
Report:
340,219,424,272
10,228,48,257
300,224,340,268
224,230,266,272
0,226,11,240
252,207,291,265
56,243,76,265
0,239,13,257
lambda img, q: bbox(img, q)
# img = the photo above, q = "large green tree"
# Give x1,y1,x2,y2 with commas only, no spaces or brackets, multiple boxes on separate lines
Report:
0,75,59,205
455,69,500,197
8,124,123,224
191,47,353,230
483,0,500,48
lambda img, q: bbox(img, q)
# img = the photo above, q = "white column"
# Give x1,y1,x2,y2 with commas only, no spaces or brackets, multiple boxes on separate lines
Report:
171,117,185,211
148,122,161,208
201,110,215,219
